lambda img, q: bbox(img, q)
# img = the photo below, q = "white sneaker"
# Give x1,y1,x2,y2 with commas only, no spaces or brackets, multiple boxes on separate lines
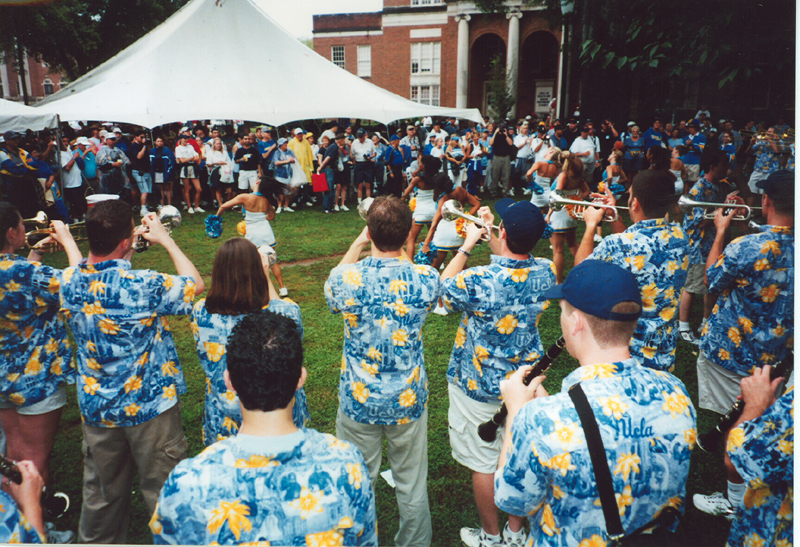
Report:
680,329,700,345
460,527,504,547
195,206,206,213
140,206,148,216
334,205,340,212
45,522,75,544
341,204,350,211
305,201,313,207
279,287,288,297
693,492,736,521
593,234,603,243
503,522,527,547
432,304,448,316
523,188,532,196
188,207,195,214
283,206,295,212
276,207,282,214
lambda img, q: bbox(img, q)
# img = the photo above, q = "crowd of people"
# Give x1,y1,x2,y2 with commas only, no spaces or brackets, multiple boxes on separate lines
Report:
0,107,793,547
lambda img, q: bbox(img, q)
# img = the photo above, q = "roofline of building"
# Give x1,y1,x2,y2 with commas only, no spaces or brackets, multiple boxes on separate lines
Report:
383,5,448,15
313,25,383,34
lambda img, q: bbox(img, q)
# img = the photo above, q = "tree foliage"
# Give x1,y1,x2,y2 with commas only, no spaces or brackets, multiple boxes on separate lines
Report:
486,54,516,122
1,0,190,80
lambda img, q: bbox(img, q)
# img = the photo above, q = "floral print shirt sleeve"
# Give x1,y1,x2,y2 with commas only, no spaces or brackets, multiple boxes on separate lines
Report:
588,220,689,372
0,255,76,408
191,298,310,446
324,257,440,425
701,226,794,376
495,360,696,547
151,430,377,546
681,178,736,264
725,387,793,547
0,490,44,544
60,259,196,427
441,255,556,403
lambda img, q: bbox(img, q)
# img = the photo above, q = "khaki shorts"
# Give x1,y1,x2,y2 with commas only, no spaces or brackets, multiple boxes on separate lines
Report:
697,351,743,414
448,383,504,474
685,164,700,183
0,385,67,414
683,262,709,295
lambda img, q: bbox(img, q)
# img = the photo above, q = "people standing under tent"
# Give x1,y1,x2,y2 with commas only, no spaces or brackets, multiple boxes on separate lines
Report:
383,135,406,198
325,196,439,547
58,136,87,222
127,131,152,217
190,238,306,446
372,133,388,195
445,135,468,188
287,128,314,208
150,137,176,209
351,128,376,205
234,133,260,195
549,151,590,283
216,176,288,296
272,138,297,214
205,137,233,210
175,134,203,214
421,171,482,273
75,136,99,194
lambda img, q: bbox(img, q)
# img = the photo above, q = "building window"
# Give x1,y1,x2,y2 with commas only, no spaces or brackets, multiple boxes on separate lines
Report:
411,0,443,5
332,46,345,69
411,85,440,106
43,80,54,95
357,45,371,78
410,42,441,75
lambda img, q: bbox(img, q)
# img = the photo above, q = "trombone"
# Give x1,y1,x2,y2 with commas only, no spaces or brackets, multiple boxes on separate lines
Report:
442,200,501,240
548,192,627,223
133,206,182,252
23,212,86,251
677,195,759,221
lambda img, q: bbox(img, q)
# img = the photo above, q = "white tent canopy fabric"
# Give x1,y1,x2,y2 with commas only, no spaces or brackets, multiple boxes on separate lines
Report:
35,0,482,128
0,98,59,132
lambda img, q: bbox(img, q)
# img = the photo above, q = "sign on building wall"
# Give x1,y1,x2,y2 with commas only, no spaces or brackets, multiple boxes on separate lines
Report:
535,82,554,114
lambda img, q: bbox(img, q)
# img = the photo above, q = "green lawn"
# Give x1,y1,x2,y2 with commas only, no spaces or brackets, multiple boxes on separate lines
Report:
43,198,731,545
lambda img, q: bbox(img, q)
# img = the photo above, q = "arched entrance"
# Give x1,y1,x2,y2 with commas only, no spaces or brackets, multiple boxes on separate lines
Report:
518,31,559,120
468,33,505,115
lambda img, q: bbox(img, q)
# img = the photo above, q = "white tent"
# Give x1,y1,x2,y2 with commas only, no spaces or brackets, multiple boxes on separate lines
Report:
0,98,58,132
35,0,482,128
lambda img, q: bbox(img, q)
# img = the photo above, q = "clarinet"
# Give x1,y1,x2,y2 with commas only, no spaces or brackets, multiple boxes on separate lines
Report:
0,454,70,520
696,350,793,453
477,336,566,443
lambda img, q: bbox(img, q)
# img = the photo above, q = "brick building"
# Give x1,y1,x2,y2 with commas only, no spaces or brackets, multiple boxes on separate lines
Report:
313,0,563,120
1,50,67,104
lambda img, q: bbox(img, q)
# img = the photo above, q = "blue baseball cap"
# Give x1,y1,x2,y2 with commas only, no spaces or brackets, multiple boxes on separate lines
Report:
756,169,794,199
543,260,642,321
390,135,400,141
494,198,546,250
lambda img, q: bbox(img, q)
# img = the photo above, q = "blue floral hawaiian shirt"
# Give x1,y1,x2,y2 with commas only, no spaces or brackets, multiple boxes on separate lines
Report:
0,490,43,543
588,219,690,372
0,255,75,407
495,359,696,547
151,429,378,546
60,259,196,427
752,139,782,174
700,225,794,376
682,177,736,265
726,386,793,547
325,257,440,425
191,298,310,445
441,255,556,403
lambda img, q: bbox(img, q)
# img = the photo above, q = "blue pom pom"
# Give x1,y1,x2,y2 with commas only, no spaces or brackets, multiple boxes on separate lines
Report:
541,224,554,239
533,184,544,195
414,242,437,265
608,183,626,199
205,215,223,239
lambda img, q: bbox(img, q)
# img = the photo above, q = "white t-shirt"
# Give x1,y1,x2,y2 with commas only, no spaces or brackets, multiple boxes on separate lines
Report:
175,144,198,162
530,136,551,162
351,138,376,163
431,147,444,159
320,129,337,142
569,136,597,165
514,133,533,159
429,130,448,144
60,150,83,189
206,149,229,168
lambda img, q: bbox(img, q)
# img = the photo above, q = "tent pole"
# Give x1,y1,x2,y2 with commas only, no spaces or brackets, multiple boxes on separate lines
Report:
54,118,68,222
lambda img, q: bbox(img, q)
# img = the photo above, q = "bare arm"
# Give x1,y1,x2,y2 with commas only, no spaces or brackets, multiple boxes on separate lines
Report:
217,194,246,216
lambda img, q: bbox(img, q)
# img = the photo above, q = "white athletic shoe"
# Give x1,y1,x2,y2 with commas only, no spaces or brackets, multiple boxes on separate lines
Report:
306,201,314,207
333,205,340,212
693,492,736,521
195,206,206,213
188,207,195,214
279,287,288,297
460,527,504,547
593,234,603,243
502,523,527,547
283,206,295,213
341,204,350,211
432,304,448,316
276,207,282,214
679,329,700,345
45,522,75,544
523,188,532,196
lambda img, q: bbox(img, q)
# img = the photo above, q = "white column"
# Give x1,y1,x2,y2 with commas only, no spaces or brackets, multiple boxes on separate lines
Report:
455,14,471,109
506,9,522,118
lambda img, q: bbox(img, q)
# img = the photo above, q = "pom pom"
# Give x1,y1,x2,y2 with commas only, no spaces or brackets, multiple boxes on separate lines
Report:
409,197,416,212
204,215,223,239
414,242,437,266
237,220,247,235
541,223,554,239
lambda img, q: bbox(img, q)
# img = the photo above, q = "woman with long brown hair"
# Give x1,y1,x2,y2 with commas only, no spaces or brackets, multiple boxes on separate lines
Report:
190,238,308,446
549,151,590,283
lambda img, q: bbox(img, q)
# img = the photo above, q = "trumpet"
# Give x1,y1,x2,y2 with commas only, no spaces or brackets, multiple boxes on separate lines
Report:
23,212,87,251
548,191,627,223
358,197,374,220
133,206,182,252
677,195,759,221
442,200,501,241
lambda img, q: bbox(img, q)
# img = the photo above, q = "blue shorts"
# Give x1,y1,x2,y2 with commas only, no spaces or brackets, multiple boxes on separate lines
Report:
132,170,153,193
